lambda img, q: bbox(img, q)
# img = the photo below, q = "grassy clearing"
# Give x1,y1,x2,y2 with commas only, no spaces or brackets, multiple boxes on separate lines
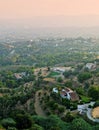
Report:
47,71,61,77
80,95,91,103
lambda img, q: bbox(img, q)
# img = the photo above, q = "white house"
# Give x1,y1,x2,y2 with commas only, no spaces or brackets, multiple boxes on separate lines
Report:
52,87,79,101
86,62,96,70
53,67,72,73
53,88,58,93
60,88,79,101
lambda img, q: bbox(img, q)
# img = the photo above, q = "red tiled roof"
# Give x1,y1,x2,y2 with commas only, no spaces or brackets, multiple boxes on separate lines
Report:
69,91,79,101
60,91,67,96
65,87,72,93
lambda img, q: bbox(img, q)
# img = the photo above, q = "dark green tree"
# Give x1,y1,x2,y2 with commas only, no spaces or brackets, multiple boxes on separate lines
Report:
88,86,99,100
15,114,32,129
70,118,91,130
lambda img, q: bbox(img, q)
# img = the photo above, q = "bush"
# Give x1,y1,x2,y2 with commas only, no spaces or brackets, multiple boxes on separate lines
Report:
15,114,32,129
57,77,63,83
70,118,91,130
30,124,44,130
70,103,77,111
93,101,99,108
78,72,92,83
88,86,99,100
1,118,16,129
63,112,75,122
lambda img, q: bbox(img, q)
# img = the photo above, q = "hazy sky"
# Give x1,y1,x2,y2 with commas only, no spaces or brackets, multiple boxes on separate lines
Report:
0,0,99,19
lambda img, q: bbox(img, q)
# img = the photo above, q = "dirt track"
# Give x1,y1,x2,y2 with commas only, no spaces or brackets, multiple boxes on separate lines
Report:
34,90,46,117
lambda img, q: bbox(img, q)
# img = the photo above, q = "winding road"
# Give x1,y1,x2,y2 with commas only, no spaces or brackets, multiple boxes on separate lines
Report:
87,108,99,123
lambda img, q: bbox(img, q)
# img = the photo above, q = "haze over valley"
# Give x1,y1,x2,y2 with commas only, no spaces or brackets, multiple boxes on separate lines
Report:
0,1,99,130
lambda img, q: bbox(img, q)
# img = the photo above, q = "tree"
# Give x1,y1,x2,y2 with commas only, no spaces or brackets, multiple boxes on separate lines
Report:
30,124,44,130
58,106,65,114
62,98,70,109
94,100,99,107
0,81,3,88
84,82,90,90
57,77,63,83
47,66,50,71
53,103,58,110
1,118,16,129
92,124,99,130
63,112,75,122
15,114,32,129
32,115,69,130
78,72,92,83
76,87,84,95
63,70,72,78
38,92,41,97
70,118,91,130
88,86,99,100
50,126,61,130
64,80,72,87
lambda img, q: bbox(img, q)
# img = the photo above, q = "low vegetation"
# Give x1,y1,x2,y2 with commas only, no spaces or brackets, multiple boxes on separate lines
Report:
0,37,99,129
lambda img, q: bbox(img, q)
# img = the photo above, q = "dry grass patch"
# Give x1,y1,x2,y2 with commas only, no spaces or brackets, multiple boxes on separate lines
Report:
92,107,99,119
0,93,3,97
43,78,55,83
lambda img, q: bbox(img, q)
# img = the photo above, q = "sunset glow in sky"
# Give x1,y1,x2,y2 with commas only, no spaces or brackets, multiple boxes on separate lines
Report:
0,0,99,19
